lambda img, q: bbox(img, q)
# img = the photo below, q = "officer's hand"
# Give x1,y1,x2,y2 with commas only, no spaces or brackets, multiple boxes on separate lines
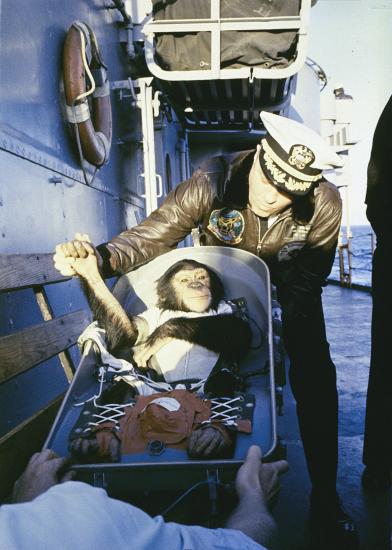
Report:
235,445,289,508
12,449,75,503
53,233,102,276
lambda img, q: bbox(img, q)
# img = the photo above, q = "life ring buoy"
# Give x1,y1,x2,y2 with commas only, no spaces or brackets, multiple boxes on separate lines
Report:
63,21,112,168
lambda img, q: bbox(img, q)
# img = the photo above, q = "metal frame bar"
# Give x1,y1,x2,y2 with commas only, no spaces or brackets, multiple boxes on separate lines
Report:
143,0,312,81
136,77,160,215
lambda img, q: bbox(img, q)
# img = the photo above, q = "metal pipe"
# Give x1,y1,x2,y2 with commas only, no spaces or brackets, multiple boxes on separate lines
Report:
185,136,191,179
343,184,353,286
110,0,131,24
178,139,187,181
137,78,159,215
110,0,135,59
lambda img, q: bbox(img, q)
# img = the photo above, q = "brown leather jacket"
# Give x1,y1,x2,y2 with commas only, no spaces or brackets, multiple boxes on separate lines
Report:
98,150,341,318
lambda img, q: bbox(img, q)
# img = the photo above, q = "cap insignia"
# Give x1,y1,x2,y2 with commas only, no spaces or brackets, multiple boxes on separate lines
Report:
288,145,315,171
263,151,312,192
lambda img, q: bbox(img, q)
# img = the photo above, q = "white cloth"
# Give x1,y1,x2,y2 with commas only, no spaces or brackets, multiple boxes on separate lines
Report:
0,482,266,550
78,323,162,396
136,300,233,383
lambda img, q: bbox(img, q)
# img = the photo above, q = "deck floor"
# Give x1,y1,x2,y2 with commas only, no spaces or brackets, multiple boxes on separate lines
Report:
274,284,391,550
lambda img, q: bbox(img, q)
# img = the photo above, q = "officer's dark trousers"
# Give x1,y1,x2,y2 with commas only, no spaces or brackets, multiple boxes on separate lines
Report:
363,238,392,468
283,297,338,495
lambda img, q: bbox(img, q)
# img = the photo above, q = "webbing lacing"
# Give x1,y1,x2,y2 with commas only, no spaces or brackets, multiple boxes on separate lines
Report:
205,396,244,427
74,366,108,407
75,365,243,432
74,366,134,434
82,402,134,434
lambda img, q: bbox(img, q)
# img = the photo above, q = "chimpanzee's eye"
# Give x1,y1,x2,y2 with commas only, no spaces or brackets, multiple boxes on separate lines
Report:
180,278,190,283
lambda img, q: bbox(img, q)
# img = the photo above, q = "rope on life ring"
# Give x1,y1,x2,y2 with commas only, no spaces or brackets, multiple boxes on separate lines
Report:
63,21,112,172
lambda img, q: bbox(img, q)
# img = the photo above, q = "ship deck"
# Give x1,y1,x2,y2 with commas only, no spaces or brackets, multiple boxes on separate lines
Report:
275,284,391,550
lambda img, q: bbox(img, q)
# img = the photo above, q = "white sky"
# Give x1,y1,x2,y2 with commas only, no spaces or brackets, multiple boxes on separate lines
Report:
308,0,392,225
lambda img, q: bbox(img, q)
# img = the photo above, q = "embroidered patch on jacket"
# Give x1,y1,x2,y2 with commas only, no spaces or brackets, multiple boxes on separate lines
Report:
207,208,245,244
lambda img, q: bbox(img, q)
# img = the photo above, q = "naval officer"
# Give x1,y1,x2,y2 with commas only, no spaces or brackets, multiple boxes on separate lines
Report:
55,112,357,548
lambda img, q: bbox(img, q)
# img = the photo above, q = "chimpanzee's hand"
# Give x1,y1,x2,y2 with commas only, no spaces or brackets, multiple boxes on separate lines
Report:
71,252,101,283
11,449,75,503
69,433,121,464
187,426,231,458
133,331,174,368
53,233,102,276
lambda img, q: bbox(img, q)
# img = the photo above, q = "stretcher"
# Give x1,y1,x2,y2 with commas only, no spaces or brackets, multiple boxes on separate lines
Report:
45,246,278,494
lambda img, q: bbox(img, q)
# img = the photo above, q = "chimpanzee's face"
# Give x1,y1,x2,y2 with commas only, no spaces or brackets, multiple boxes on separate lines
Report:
172,267,212,313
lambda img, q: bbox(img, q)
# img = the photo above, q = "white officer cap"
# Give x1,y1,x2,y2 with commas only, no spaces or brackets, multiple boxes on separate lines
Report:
259,111,344,196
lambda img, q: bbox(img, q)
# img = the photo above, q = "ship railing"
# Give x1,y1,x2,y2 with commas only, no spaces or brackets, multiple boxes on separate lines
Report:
335,230,375,289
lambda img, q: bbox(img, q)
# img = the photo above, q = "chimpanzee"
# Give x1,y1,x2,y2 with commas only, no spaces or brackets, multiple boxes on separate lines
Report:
68,247,252,461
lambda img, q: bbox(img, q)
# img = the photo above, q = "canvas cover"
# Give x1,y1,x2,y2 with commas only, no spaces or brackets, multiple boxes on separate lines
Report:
152,0,301,71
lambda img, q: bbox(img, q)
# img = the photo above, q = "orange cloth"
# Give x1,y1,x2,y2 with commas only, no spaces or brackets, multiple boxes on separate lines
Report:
119,389,211,453
90,389,242,457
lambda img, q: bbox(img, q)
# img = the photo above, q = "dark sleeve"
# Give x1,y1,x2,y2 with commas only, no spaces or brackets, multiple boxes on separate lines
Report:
365,94,392,234
275,190,341,321
97,172,215,277
275,248,336,380
274,245,336,320
273,194,341,369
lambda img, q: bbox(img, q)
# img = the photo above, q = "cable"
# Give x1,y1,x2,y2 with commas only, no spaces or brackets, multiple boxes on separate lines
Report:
72,106,99,187
305,57,327,91
74,26,96,102
161,479,230,519
249,316,264,350
73,365,106,407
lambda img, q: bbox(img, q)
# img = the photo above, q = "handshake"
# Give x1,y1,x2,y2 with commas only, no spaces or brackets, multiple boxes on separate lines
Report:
53,232,102,281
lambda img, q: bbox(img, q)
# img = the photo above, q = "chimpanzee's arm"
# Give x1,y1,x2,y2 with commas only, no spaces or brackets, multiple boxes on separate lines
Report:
81,279,139,353
69,253,139,353
146,315,252,359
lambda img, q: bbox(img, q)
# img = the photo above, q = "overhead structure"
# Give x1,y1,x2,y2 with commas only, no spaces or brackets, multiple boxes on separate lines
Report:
114,0,315,213
141,0,313,131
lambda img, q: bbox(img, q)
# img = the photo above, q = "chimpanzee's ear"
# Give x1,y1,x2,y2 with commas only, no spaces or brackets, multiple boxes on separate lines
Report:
156,277,178,311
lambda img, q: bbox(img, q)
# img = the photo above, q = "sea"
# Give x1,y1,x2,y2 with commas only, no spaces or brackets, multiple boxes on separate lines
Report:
329,224,374,288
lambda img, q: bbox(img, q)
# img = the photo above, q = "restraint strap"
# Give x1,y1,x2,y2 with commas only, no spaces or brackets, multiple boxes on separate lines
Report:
65,102,90,123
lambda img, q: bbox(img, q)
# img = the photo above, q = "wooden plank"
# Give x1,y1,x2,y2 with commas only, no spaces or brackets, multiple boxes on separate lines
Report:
34,288,75,382
0,253,70,292
0,310,91,384
0,395,63,501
